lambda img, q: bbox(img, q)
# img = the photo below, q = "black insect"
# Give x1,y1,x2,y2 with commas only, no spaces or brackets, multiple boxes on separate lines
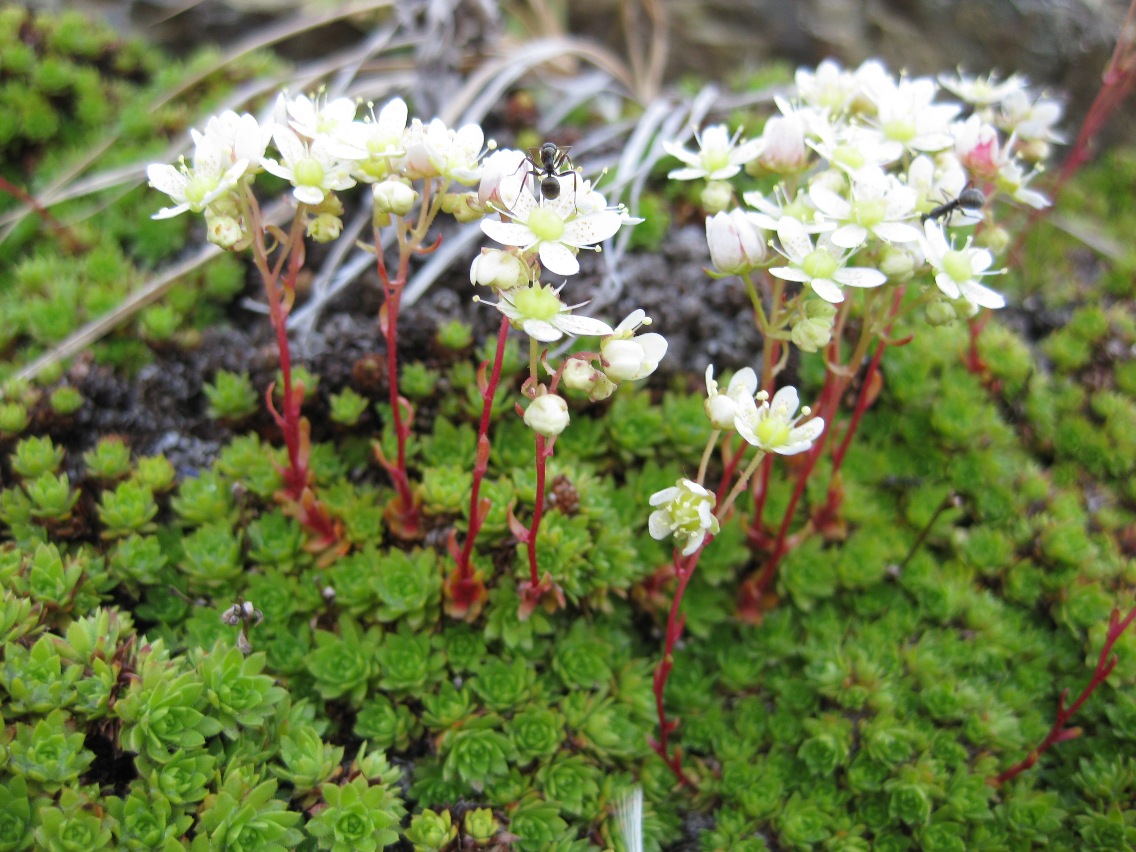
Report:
522,142,576,202
922,186,986,225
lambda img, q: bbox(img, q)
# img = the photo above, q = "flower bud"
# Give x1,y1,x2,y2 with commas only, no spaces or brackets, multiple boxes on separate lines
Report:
925,299,958,326
705,393,738,430
878,244,918,281
561,358,603,393
976,224,1010,255
587,374,617,402
372,179,418,216
205,211,246,250
790,300,837,352
700,180,734,214
470,249,528,290
307,212,343,243
756,113,808,173
450,192,483,223
706,209,766,274
524,393,569,437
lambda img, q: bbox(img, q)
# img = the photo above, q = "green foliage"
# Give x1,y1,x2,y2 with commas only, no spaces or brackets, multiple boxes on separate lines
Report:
11,434,66,479
307,777,402,850
306,616,380,703
98,479,159,538
204,370,259,421
82,436,132,482
404,809,458,852
329,386,370,426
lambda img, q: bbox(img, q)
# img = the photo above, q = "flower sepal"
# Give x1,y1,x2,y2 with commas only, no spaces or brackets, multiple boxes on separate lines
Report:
516,572,565,622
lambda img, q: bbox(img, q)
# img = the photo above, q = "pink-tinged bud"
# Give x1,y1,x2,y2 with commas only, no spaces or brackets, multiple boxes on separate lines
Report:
953,116,1001,180
706,209,766,274
561,358,603,393
757,113,808,173
523,393,569,437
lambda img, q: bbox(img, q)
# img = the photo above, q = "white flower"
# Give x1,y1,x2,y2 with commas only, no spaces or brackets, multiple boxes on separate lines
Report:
704,365,758,430
480,177,624,277
939,71,1028,107
524,393,569,437
284,92,358,142
478,148,529,209
424,118,485,184
330,97,408,181
663,124,762,181
648,478,720,556
997,89,1065,143
808,166,922,249
795,58,859,114
706,209,767,274
864,76,960,159
921,219,1006,309
147,133,248,220
734,386,824,455
261,125,357,205
486,282,613,342
743,187,831,233
808,122,898,173
372,179,418,216
770,216,887,304
995,158,1050,210
601,310,668,382
194,111,271,178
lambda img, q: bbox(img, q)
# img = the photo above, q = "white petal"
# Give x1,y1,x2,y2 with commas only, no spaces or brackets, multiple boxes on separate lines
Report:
776,217,814,262
810,277,845,303
830,224,867,249
146,164,188,198
481,220,536,249
935,272,961,299
668,167,710,181
808,184,851,218
661,141,701,167
293,185,326,205
648,511,672,540
554,313,614,337
272,125,307,166
726,367,758,399
521,319,564,342
152,203,190,220
769,386,800,421
770,266,812,283
650,487,680,507
971,250,995,273
961,281,1006,309
872,221,922,243
563,211,623,247
834,267,887,288
538,241,580,276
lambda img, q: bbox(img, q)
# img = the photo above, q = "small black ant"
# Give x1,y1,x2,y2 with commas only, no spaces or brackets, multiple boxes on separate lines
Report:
922,185,986,225
521,142,577,202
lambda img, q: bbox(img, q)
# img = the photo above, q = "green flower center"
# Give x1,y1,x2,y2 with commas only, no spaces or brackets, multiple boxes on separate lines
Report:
802,248,839,280
884,118,917,142
755,418,791,448
942,250,973,283
512,285,563,321
832,144,865,171
185,174,219,206
527,207,565,242
701,148,732,174
852,197,887,227
294,157,326,188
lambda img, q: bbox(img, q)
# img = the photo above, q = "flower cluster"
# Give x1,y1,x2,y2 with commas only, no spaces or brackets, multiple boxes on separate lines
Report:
667,59,1058,325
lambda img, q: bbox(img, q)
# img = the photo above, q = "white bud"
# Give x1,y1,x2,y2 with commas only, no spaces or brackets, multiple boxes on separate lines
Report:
757,113,808,173
700,180,734,214
562,358,603,393
523,393,570,437
706,209,766,274
205,212,245,249
470,248,527,290
372,179,418,216
307,212,343,243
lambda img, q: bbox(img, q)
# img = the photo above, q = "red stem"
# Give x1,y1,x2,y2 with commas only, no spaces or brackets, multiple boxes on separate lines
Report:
455,315,511,576
526,434,551,586
373,223,418,527
651,546,705,786
0,174,86,253
991,601,1136,786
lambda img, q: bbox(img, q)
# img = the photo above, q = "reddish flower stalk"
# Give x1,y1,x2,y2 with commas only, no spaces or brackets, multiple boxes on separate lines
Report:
513,431,564,619
244,194,341,554
991,601,1136,786
651,545,705,787
0,174,87,254
371,220,437,540
444,315,510,620
1056,0,1136,190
